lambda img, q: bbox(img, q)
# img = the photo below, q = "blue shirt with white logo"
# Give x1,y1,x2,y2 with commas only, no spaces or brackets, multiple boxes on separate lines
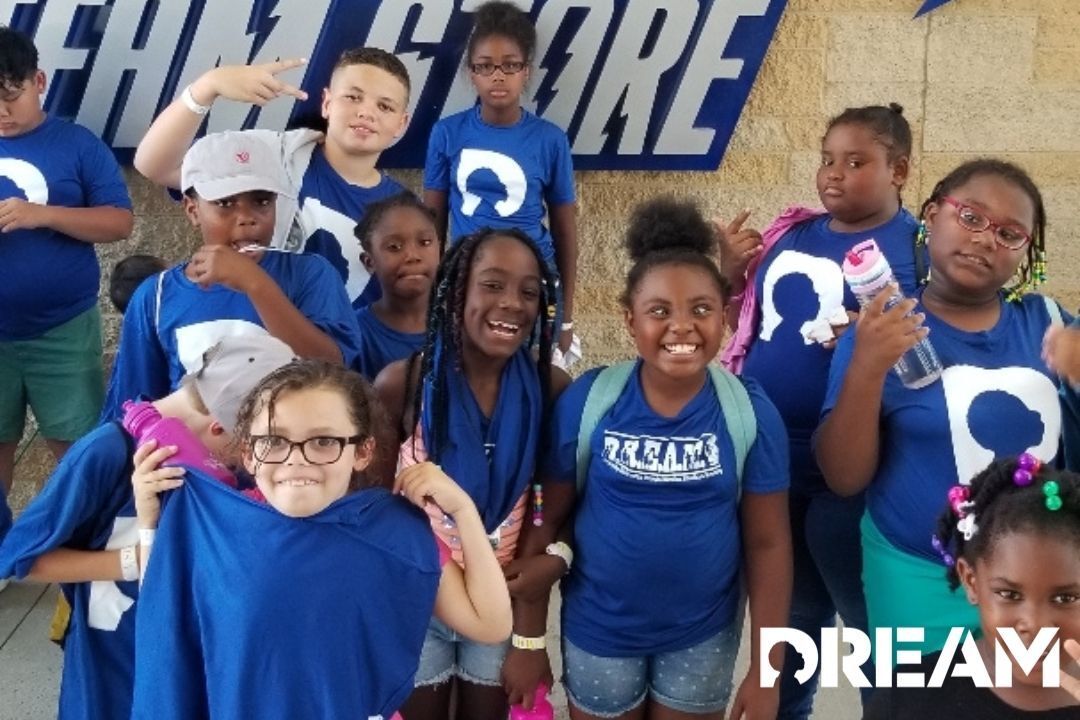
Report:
352,306,424,381
101,252,361,421
742,209,920,491
545,362,789,656
424,105,575,261
823,293,1070,561
0,116,131,340
0,422,137,720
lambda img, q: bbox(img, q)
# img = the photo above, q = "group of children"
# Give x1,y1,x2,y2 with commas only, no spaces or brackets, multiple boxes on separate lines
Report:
2,2,1080,720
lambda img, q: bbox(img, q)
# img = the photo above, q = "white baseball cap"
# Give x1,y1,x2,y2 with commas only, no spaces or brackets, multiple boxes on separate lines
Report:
180,131,293,201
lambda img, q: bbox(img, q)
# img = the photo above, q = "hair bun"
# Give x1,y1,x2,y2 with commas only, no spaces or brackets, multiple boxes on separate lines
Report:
624,197,717,262
888,102,904,115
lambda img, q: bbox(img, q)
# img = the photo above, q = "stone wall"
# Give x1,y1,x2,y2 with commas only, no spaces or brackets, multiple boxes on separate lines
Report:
11,0,1080,496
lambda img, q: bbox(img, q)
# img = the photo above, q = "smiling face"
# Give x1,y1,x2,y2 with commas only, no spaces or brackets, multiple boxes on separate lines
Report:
321,63,409,157
244,385,373,518
469,34,529,118
816,122,907,230
460,234,541,361
923,174,1035,301
624,263,726,383
959,530,1080,689
182,190,277,250
362,206,440,302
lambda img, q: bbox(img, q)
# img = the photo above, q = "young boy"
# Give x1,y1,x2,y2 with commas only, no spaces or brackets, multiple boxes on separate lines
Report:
0,334,296,720
0,26,134,494
100,130,361,421
133,48,411,309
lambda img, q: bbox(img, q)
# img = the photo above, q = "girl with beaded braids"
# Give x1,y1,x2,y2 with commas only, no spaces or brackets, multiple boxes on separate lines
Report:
817,159,1072,655
864,455,1080,718
373,227,570,720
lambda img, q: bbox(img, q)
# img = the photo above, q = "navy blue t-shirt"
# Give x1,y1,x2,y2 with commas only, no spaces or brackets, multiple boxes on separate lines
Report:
353,306,424,381
742,209,920,490
545,362,789,656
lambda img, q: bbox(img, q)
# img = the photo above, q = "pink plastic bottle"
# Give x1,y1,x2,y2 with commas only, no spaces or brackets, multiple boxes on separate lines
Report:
509,684,554,720
121,400,235,486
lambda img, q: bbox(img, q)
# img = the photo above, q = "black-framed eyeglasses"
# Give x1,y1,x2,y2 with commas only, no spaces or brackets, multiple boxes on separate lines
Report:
249,434,364,465
940,196,1032,251
469,61,526,76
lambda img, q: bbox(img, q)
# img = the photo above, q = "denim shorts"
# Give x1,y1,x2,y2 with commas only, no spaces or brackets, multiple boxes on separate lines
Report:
562,624,740,717
413,616,510,687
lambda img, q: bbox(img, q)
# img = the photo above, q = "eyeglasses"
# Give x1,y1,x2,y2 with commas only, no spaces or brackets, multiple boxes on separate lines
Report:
940,196,1032,250
469,61,526,76
249,434,364,465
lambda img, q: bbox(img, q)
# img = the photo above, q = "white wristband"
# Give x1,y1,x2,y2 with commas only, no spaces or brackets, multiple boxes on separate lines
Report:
560,322,574,331
138,528,156,547
180,85,211,116
119,546,139,582
545,541,573,572
511,633,546,650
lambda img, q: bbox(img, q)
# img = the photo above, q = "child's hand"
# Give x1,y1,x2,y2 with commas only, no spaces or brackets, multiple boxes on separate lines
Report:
1062,638,1080,701
0,198,49,233
728,672,779,720
202,58,309,106
501,647,554,710
715,209,763,287
131,439,185,529
1043,325,1080,385
188,245,265,293
503,553,567,602
850,288,927,379
395,462,473,518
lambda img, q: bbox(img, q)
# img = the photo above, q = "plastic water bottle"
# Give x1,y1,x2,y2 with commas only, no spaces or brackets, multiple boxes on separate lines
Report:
842,239,943,389
509,684,554,720
121,400,235,486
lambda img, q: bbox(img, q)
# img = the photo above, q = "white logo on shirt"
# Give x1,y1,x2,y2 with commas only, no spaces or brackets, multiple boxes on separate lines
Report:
602,431,721,482
174,320,269,374
759,250,845,343
0,158,49,204
298,196,372,301
87,517,137,631
942,365,1061,483
456,149,527,217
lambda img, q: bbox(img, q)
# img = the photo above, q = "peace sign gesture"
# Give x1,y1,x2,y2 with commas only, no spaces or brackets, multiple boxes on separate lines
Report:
194,57,310,107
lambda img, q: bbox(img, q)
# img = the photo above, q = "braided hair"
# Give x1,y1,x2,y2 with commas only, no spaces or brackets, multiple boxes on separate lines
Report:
919,158,1047,300
407,228,558,466
353,191,436,255
935,457,1080,591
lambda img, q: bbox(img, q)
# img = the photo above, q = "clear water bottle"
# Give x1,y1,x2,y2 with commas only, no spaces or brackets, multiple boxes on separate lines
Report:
121,400,236,486
842,239,943,389
508,684,554,720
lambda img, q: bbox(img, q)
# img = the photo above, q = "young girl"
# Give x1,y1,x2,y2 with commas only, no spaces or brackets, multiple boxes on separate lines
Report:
719,103,918,717
353,192,441,380
539,198,791,720
817,159,1071,654
423,1,579,358
864,456,1080,717
129,360,511,720
374,227,569,720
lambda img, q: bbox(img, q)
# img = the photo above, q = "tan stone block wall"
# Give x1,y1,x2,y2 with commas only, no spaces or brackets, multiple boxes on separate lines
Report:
10,0,1080,495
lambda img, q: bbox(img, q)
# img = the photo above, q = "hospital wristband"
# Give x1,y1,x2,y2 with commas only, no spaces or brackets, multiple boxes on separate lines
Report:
139,528,156,547
180,85,211,115
119,546,139,582
511,633,547,651
545,541,573,572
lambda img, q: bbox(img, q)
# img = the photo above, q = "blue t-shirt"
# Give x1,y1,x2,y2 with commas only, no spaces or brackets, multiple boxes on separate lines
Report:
1062,319,1080,473
822,293,1070,562
0,116,132,340
545,363,789,656
0,422,137,720
100,252,361,421
742,209,920,491
353,306,424,381
297,146,405,308
131,471,441,720
424,105,575,262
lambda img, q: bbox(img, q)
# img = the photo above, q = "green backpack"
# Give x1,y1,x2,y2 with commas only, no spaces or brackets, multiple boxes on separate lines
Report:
575,361,757,494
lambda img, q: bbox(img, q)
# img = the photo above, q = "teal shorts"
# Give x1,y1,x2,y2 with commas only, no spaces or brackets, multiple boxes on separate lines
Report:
0,306,104,442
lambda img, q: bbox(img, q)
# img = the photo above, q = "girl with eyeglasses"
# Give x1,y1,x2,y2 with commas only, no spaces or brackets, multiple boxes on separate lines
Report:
817,158,1072,655
423,1,580,365
128,360,511,720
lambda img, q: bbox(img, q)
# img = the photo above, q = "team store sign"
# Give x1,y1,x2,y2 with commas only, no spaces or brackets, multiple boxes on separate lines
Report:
4,0,786,170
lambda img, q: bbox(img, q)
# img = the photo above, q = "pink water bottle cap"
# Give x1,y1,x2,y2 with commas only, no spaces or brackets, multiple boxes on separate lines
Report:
841,239,883,278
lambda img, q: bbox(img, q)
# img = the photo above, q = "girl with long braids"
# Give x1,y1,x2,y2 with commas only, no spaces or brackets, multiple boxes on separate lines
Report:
374,227,570,720
817,159,1072,654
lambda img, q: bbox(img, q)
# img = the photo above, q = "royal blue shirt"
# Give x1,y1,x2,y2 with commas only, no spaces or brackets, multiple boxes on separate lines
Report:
101,252,361,421
0,116,131,340
742,209,920,491
353,306,424,381
1063,319,1080,473
545,363,789,656
424,106,575,261
823,293,1070,561
131,472,441,720
0,422,137,720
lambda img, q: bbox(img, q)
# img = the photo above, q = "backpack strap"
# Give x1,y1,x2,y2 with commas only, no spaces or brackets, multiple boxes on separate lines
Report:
1044,295,1065,328
576,361,635,492
706,365,757,500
